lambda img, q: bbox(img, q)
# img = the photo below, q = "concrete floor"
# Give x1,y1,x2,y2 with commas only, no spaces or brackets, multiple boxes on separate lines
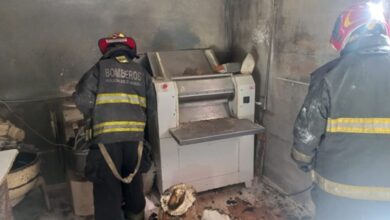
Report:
13,185,75,220
12,179,311,220
194,181,311,220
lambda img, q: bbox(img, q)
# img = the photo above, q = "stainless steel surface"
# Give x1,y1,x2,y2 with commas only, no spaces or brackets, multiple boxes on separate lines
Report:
177,77,234,102
179,91,233,103
169,118,265,145
172,73,232,81
219,62,241,73
148,50,217,79
179,100,231,123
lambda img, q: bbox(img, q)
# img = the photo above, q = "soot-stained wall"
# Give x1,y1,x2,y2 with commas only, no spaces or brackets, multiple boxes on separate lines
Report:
0,0,230,100
0,0,230,184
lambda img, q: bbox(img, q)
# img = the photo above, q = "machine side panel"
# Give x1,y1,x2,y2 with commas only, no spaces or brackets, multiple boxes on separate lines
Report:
231,75,256,121
154,81,179,138
158,138,180,192
238,135,255,183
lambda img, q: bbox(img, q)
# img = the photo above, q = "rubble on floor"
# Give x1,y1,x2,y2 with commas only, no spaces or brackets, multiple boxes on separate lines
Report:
149,178,311,220
13,178,312,220
201,209,231,220
193,179,311,220
160,183,197,217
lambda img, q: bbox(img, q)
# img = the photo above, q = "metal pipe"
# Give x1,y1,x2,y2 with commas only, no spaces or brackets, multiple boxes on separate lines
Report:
263,0,279,111
275,77,309,86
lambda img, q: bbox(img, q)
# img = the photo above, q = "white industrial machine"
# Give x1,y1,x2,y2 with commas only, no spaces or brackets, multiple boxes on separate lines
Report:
147,49,264,193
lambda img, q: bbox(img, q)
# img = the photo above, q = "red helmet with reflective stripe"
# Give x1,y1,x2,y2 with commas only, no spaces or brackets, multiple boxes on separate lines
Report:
330,1,390,52
98,32,137,54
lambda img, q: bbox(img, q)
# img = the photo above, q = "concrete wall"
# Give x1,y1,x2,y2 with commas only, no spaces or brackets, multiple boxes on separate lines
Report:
3,0,387,191
0,0,230,100
0,0,230,184
230,0,366,209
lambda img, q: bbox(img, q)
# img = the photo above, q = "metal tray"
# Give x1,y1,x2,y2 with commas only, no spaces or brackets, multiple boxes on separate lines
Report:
169,118,265,145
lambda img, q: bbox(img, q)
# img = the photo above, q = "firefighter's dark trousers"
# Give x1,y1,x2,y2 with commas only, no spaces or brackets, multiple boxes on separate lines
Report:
312,186,390,220
85,142,145,220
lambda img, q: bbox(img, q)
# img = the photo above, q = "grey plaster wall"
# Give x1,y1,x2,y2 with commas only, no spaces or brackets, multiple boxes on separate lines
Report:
230,0,366,209
0,0,230,184
0,0,230,100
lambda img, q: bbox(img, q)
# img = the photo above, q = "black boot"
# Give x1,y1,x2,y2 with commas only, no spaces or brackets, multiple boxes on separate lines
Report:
125,210,144,220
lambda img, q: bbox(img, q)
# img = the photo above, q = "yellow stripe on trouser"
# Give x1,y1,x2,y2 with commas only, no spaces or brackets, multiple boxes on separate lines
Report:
96,93,146,107
292,148,312,163
327,118,390,134
93,121,145,136
312,171,390,201
98,142,143,184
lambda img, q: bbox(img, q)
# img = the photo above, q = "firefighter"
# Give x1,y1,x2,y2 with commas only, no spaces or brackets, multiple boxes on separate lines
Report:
291,2,390,219
73,33,155,220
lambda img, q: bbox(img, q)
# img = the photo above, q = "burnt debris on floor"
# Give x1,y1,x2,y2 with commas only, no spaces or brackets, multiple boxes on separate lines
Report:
12,178,311,220
194,179,311,220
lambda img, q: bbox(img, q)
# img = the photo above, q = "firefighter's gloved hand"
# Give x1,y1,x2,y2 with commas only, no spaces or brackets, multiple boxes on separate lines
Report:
84,117,93,141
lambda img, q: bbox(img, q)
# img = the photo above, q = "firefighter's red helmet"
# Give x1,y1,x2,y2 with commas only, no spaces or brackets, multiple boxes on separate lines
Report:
98,32,137,54
330,1,390,52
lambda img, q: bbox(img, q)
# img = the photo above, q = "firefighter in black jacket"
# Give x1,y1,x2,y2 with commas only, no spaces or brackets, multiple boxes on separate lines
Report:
73,33,155,220
292,2,390,219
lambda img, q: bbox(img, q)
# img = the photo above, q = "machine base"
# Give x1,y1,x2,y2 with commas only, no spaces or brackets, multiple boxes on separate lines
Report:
156,135,255,193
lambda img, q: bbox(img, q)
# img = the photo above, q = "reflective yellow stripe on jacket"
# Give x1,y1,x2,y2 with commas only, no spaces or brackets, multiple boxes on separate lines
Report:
96,93,146,108
327,118,390,134
93,121,145,136
312,171,390,201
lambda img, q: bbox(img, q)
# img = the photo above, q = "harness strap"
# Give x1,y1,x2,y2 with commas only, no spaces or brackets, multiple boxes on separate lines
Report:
98,142,143,184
